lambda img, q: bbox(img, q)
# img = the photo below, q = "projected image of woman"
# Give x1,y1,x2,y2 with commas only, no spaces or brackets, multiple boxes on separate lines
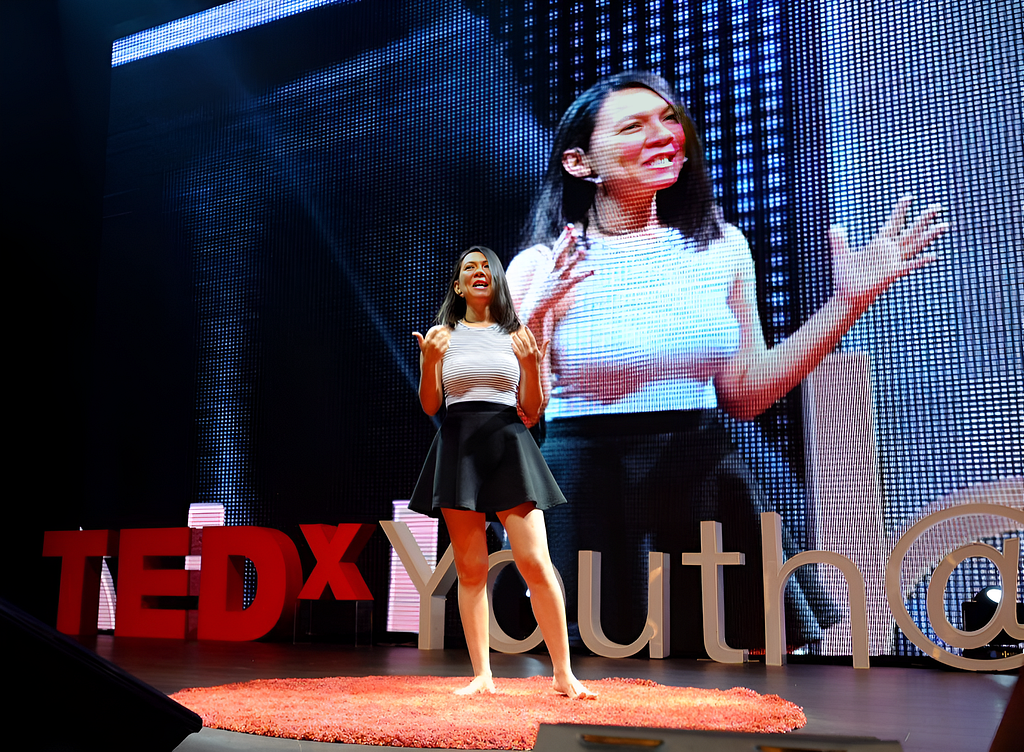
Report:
507,71,949,650
408,246,594,698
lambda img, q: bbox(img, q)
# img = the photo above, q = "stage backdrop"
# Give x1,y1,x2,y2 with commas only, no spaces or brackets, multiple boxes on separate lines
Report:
92,0,1022,657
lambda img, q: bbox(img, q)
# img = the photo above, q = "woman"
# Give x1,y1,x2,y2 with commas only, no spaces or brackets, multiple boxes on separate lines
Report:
506,71,949,651
409,245,593,698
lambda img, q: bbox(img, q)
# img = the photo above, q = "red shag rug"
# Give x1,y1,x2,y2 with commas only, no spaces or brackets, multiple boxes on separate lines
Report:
170,675,806,749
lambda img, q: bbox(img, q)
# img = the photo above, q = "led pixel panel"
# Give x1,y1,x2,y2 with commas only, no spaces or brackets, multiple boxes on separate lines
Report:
99,0,1022,656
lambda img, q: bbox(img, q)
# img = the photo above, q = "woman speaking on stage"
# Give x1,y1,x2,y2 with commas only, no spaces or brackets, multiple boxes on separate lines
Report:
506,70,949,651
409,245,594,698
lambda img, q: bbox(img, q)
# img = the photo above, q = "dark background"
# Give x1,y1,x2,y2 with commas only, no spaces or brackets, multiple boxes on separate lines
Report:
3,0,231,624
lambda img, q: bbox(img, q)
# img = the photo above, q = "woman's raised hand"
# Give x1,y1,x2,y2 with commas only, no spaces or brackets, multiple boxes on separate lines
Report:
519,224,594,329
513,325,550,422
831,196,949,313
511,325,548,371
413,326,450,416
547,223,595,313
412,325,451,367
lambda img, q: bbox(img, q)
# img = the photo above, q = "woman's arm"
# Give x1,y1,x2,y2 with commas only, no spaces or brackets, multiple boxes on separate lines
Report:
715,197,948,420
412,325,451,416
511,326,548,425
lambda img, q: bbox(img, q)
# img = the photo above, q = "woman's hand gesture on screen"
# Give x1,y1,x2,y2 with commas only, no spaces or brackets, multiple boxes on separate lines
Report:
832,196,948,314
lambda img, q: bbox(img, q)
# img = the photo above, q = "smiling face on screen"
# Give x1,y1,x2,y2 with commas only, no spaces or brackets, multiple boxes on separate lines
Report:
564,87,686,204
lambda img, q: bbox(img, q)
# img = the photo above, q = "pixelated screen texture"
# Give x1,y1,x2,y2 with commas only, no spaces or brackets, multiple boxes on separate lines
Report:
102,0,1022,655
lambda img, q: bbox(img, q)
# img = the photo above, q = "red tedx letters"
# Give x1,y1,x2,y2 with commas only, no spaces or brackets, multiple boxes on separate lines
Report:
42,524,375,640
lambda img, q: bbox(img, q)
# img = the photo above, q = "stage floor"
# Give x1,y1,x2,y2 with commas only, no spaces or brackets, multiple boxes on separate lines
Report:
81,636,1016,752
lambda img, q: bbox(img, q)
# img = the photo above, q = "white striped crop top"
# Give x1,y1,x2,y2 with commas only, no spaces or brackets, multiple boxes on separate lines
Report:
442,322,520,408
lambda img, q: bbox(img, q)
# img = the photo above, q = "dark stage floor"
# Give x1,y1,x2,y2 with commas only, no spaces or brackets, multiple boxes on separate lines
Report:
80,636,1016,752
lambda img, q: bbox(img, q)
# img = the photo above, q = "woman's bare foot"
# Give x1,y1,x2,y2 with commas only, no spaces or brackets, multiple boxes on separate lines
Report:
454,674,497,695
553,674,596,699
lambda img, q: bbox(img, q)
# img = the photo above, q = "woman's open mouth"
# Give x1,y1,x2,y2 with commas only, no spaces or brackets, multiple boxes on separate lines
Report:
644,154,675,169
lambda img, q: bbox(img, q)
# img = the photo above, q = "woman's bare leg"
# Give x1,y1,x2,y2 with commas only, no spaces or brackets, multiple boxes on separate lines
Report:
497,503,595,699
441,508,496,694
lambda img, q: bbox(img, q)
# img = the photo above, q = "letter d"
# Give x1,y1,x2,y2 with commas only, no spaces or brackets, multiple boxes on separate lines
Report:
198,527,303,641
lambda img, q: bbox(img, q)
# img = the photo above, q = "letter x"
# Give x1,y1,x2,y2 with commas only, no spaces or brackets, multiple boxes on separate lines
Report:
297,524,375,600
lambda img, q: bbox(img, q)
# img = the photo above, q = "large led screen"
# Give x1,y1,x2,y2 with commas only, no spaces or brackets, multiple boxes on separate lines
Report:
96,0,1022,658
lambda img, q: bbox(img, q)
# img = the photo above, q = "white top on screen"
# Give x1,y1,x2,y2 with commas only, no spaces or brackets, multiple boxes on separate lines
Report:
507,224,746,418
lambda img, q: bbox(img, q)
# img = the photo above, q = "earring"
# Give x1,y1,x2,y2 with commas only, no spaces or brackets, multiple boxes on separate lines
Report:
582,174,603,185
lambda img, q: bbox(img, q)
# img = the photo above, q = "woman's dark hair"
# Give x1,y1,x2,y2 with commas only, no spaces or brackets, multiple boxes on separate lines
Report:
523,70,722,248
436,245,522,334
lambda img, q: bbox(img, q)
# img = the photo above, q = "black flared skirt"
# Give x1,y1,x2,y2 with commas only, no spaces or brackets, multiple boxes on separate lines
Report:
408,401,567,520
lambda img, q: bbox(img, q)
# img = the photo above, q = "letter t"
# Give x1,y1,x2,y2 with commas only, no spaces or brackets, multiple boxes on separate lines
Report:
680,520,748,663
